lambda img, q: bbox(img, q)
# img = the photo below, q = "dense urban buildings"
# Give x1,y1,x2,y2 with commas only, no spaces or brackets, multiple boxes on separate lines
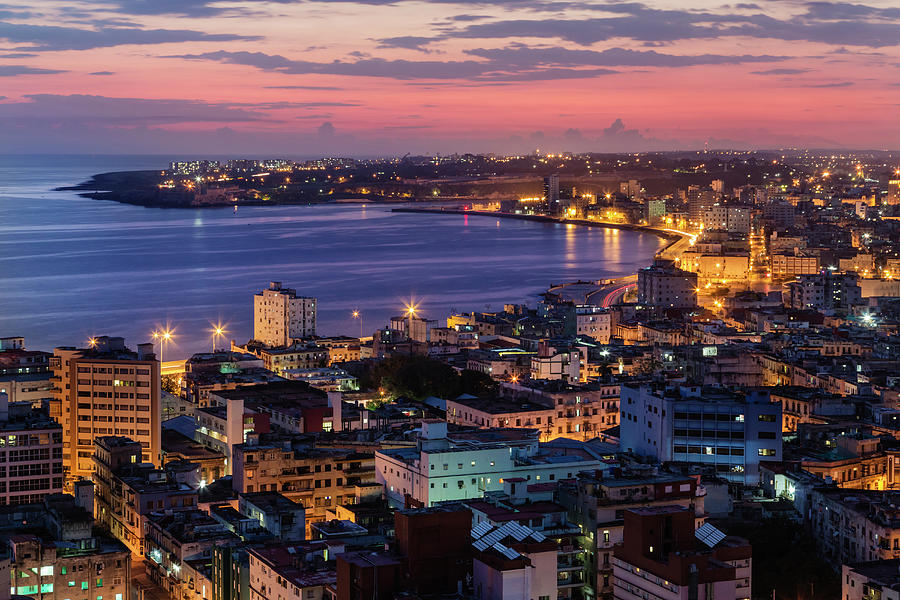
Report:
6,148,900,600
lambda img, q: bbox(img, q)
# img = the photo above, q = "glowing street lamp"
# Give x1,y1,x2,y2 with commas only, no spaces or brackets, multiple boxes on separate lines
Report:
351,309,363,338
211,323,227,352
87,337,98,348
152,327,175,363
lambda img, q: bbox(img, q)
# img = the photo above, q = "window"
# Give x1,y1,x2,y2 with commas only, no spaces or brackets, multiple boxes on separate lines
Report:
758,414,776,422
759,431,776,439
758,449,777,457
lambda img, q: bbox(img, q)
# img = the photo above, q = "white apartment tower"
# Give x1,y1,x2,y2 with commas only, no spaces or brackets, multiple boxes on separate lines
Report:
253,282,317,347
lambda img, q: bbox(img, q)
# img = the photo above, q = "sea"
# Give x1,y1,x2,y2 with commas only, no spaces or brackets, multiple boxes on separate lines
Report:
0,155,665,358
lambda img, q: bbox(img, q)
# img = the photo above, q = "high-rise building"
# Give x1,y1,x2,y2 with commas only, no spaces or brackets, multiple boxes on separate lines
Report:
887,179,900,205
544,174,561,214
253,281,317,346
619,384,781,485
50,336,160,480
688,187,717,226
0,394,63,505
637,259,698,310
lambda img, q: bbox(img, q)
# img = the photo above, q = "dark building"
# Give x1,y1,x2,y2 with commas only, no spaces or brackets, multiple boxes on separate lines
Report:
336,552,402,600
395,506,472,593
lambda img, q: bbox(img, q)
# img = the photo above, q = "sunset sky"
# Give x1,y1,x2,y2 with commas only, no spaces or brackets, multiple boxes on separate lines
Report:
2,0,899,155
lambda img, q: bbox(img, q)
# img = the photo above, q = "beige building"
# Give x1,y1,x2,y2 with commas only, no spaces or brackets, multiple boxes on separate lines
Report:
50,336,160,481
231,440,376,536
253,281,317,346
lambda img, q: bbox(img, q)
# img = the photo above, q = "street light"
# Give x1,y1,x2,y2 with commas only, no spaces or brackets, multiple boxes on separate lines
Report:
351,310,363,338
152,327,175,363
211,323,226,353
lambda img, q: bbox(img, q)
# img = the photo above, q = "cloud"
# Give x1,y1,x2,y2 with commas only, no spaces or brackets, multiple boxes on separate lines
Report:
437,2,900,47
0,21,256,52
88,70,115,75
317,121,336,137
0,94,267,126
464,45,785,67
751,68,811,75
172,49,619,81
0,65,65,76
806,81,855,87
376,36,436,51
264,85,343,90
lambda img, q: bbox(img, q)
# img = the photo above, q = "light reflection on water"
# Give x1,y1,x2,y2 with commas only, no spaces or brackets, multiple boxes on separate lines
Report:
0,155,665,356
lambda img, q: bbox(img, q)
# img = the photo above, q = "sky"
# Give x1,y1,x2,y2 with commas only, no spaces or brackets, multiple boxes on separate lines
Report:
1,0,899,155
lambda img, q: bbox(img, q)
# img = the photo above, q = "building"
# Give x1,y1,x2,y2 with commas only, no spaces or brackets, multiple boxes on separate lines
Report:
375,421,606,507
7,494,131,600
843,559,900,600
248,543,336,600
237,492,305,541
619,384,782,485
787,271,862,312
50,336,160,480
253,281,317,346
544,174,561,215
143,508,239,598
612,506,752,600
384,505,471,594
559,467,707,599
231,438,375,535
808,489,900,564
92,436,199,555
471,522,557,600
888,179,900,205
637,260,698,310
447,387,616,441
704,205,751,234
530,342,581,383
335,552,401,600
576,306,612,342
771,253,820,278
0,394,63,506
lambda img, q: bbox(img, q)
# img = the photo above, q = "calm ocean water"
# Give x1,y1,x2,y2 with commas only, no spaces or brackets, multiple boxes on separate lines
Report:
0,155,665,358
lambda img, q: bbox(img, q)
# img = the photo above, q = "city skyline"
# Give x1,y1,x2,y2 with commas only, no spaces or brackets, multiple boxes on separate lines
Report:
1,0,899,154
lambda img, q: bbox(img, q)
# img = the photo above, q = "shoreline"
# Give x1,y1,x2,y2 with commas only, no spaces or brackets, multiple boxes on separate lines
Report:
390,207,689,259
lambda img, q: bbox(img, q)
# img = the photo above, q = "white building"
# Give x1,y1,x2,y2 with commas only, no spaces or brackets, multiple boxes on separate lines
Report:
576,307,611,343
375,421,606,507
253,281,317,347
472,522,557,600
530,343,581,383
619,384,782,486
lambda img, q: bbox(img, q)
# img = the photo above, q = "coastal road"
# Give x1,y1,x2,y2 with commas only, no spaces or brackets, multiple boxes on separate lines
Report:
600,281,637,307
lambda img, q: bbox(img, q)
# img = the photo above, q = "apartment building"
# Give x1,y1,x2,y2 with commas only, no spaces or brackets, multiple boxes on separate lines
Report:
93,436,199,555
637,259,698,310
612,506,751,600
559,468,707,599
0,394,63,506
808,488,900,565
231,438,376,536
7,495,131,600
375,421,606,507
50,336,160,480
842,560,900,600
620,384,782,485
253,281,317,346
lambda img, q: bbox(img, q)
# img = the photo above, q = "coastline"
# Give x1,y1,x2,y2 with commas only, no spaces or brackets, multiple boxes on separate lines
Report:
391,207,696,306
390,206,690,258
